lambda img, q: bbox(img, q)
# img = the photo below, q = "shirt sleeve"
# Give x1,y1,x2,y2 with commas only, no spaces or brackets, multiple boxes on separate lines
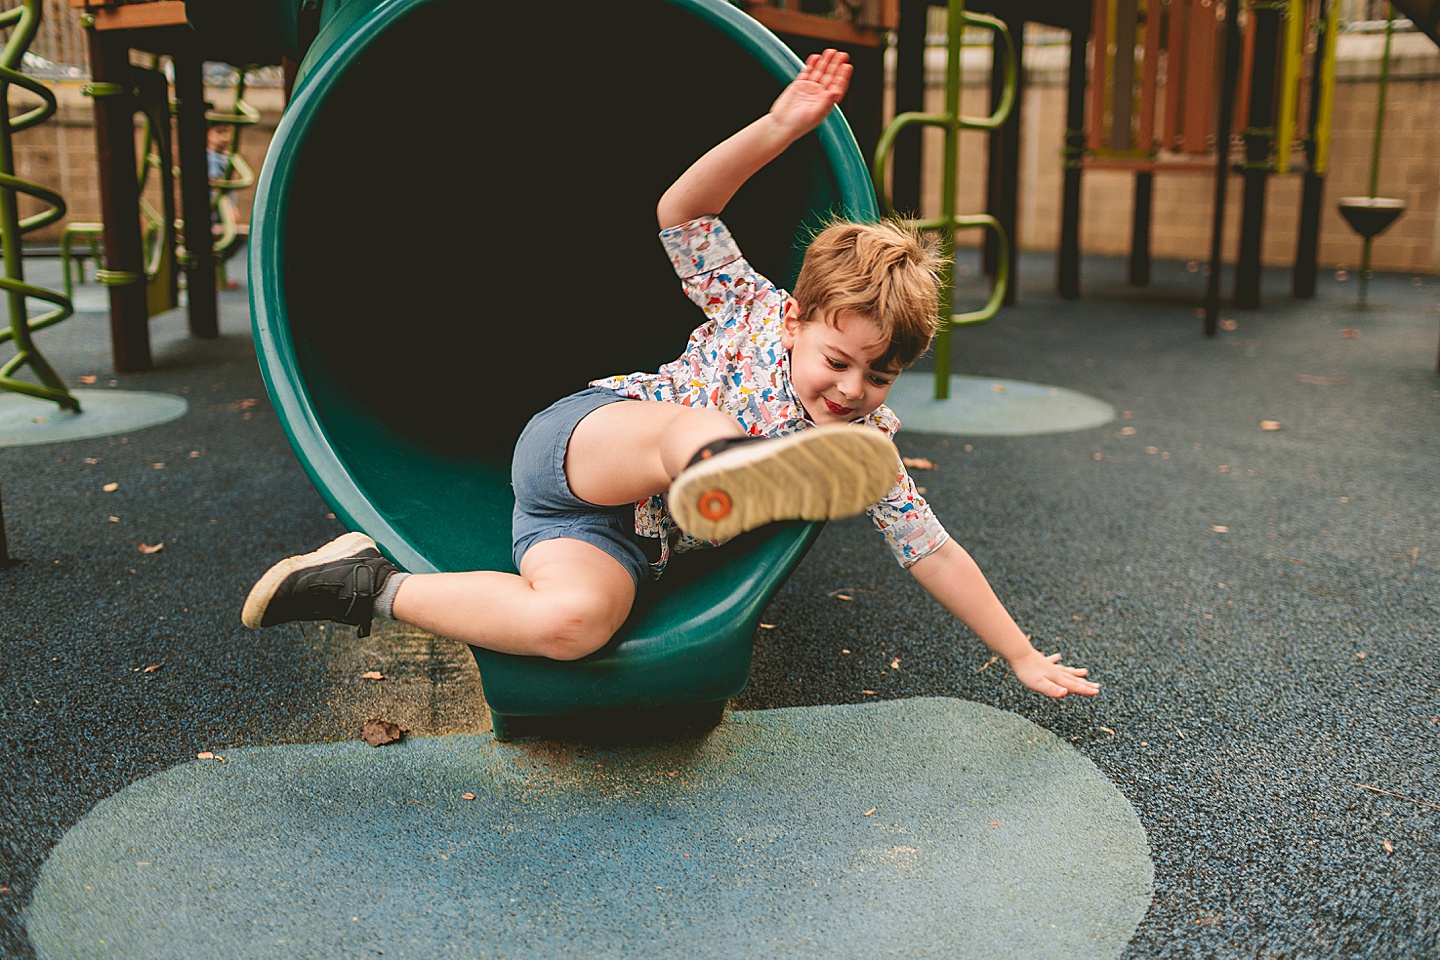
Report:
868,468,950,567
660,217,769,319
862,406,950,567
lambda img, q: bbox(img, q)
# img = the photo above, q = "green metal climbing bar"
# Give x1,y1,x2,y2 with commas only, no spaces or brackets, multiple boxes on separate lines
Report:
0,0,77,412
871,0,1016,401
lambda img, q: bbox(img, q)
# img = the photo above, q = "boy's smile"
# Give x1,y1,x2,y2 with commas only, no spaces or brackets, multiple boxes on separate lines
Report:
780,299,898,426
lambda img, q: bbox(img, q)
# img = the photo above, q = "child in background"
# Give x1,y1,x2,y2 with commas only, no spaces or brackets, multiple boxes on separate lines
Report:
242,49,1098,700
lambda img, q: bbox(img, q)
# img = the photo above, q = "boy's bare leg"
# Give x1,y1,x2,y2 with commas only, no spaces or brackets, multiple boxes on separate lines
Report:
564,400,743,506
390,538,636,661
567,396,899,541
393,402,739,655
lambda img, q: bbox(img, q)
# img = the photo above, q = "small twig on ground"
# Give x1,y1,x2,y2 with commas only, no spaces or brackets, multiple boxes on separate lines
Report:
975,655,999,674
1354,783,1440,811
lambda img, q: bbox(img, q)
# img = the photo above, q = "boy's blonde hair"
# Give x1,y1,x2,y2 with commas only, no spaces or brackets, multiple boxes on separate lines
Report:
791,218,947,370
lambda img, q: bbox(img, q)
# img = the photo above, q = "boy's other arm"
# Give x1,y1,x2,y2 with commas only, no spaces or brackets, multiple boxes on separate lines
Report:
657,48,852,229
907,540,1100,698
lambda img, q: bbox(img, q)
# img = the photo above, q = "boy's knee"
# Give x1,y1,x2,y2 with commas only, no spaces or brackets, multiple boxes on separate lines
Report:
529,586,626,661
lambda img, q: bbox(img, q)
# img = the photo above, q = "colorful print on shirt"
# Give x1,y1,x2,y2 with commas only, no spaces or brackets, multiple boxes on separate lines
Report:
590,216,949,576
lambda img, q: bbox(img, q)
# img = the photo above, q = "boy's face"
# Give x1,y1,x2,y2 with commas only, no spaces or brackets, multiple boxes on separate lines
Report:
780,298,899,426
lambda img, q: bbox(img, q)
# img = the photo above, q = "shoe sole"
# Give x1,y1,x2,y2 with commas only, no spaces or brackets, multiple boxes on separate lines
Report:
240,531,378,629
670,426,899,542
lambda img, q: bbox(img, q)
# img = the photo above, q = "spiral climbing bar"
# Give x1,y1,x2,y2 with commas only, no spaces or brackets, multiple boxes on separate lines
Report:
0,0,78,412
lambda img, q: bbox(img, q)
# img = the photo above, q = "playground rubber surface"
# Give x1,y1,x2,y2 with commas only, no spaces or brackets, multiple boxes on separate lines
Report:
2,253,1438,958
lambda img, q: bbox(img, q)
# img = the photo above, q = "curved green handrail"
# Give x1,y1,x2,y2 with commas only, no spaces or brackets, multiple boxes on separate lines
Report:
871,0,1015,401
0,0,77,412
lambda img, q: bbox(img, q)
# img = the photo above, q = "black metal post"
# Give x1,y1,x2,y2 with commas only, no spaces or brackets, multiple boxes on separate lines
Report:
174,46,219,337
1292,0,1331,299
86,26,152,372
1234,2,1282,310
890,0,931,217
985,11,1023,305
1130,171,1153,286
1204,0,1244,335
1057,12,1088,300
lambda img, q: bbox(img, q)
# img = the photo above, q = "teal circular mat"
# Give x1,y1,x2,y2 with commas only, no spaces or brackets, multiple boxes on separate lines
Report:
0,389,187,447
27,698,1151,959
886,373,1116,437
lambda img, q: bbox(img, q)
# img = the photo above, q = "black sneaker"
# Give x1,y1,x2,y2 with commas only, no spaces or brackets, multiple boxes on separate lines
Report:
669,426,899,542
241,531,399,638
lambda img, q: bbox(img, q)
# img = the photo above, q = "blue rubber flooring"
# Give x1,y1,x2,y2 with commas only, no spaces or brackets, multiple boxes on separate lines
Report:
23,699,1151,960
2,252,1439,958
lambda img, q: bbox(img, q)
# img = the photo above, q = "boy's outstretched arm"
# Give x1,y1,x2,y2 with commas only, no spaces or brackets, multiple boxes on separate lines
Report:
657,48,853,230
907,540,1100,698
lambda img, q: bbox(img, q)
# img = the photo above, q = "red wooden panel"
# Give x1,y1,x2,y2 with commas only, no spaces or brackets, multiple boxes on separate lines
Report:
1088,0,1111,152
1181,0,1219,153
1138,0,1161,152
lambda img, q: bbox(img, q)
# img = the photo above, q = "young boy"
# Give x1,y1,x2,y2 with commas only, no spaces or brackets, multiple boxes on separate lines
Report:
243,49,1098,700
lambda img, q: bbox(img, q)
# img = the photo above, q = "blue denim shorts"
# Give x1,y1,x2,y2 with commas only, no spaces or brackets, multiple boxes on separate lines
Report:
511,387,650,586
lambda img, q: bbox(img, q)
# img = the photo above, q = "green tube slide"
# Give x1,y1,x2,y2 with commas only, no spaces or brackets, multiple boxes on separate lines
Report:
246,0,879,737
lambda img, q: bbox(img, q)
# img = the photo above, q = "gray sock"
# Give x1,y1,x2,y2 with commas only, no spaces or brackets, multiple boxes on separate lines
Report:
374,571,409,620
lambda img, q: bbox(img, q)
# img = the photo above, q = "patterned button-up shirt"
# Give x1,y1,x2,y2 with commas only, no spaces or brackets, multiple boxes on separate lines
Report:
590,217,949,576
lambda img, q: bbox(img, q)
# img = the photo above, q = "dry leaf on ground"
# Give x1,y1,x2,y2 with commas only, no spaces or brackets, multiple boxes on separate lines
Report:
102,482,119,492
902,456,937,470
362,718,405,747
137,543,163,554
360,670,384,681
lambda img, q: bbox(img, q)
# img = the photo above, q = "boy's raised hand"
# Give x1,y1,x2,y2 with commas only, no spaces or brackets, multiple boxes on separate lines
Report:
768,48,853,140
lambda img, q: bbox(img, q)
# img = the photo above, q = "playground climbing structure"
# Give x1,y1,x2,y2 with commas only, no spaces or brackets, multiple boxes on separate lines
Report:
0,0,78,412
1078,0,1346,329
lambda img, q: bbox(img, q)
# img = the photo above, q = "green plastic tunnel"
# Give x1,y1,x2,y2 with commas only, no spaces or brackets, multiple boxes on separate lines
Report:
246,0,882,731
248,0,879,580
